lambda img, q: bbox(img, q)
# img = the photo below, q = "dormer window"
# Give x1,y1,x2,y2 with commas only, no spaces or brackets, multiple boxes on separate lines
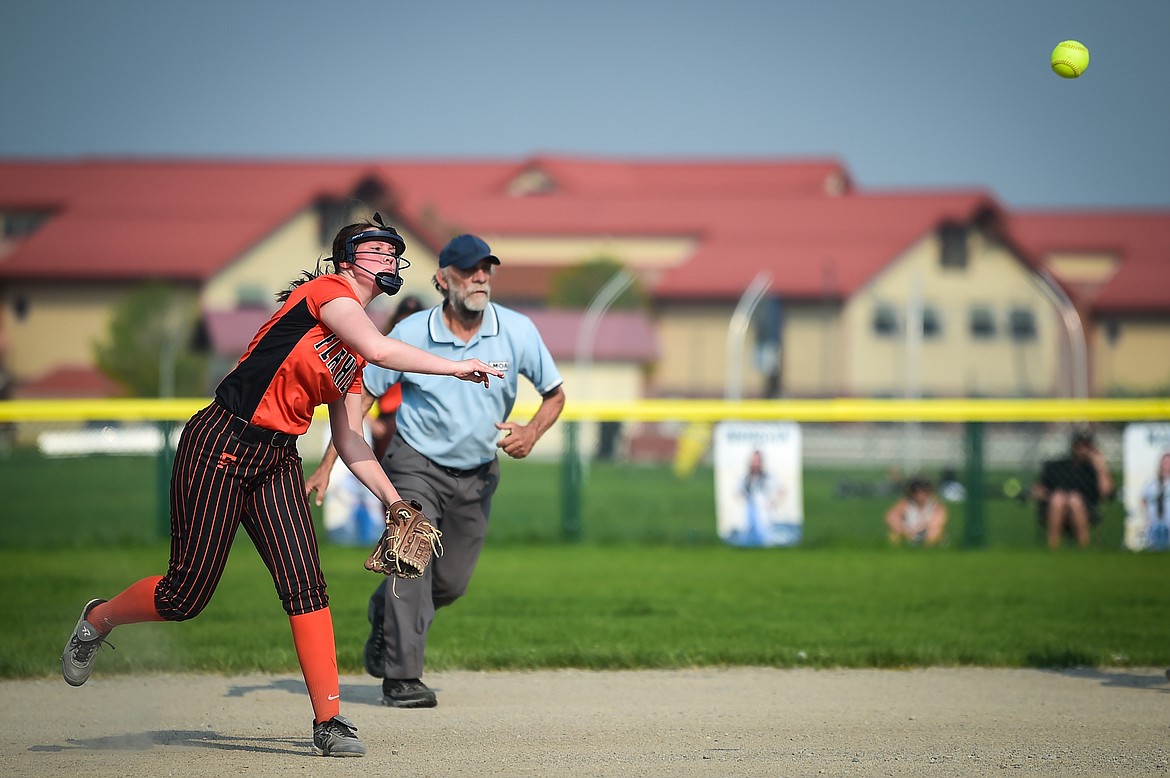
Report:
507,169,557,197
2,210,50,239
939,222,968,269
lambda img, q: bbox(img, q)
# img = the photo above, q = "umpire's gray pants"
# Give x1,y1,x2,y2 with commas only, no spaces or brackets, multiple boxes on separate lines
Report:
370,432,499,680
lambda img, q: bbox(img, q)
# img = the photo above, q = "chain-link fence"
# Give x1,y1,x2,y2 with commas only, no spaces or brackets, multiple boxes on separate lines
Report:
1,400,1166,550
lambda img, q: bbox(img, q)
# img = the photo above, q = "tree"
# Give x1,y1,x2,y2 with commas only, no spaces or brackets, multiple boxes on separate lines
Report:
93,283,208,397
547,256,648,310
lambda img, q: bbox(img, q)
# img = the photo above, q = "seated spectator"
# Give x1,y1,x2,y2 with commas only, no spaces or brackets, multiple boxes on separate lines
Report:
885,476,947,547
1032,429,1114,549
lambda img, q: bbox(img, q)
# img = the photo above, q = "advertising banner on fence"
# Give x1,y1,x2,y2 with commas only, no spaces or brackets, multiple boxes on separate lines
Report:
1123,423,1170,552
714,421,803,547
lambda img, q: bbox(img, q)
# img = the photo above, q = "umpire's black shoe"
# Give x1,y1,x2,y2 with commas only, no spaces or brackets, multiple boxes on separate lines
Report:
363,596,385,679
382,678,437,708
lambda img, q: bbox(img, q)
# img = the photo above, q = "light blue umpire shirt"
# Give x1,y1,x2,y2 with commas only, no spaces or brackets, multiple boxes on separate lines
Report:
363,302,563,470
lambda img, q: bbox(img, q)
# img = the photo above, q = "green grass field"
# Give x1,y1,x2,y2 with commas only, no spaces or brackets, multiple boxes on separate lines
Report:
3,447,1164,680
4,544,1167,679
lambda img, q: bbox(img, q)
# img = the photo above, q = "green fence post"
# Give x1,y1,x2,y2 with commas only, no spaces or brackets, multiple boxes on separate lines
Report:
156,420,173,541
963,420,986,548
560,421,582,542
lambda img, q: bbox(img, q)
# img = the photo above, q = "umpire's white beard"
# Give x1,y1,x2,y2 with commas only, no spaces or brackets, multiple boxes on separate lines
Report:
448,281,491,314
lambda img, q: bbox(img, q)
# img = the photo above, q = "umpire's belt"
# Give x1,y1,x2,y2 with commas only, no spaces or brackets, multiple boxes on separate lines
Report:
437,460,491,478
218,405,298,448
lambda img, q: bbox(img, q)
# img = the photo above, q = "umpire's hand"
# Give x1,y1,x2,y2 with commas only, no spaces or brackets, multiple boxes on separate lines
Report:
496,421,538,459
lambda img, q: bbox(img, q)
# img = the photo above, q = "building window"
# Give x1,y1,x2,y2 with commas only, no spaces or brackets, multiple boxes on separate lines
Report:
922,305,942,339
3,211,49,239
873,303,899,337
316,196,351,248
12,293,29,321
1104,319,1122,345
1008,308,1036,341
939,222,968,269
236,284,268,309
969,306,996,339
507,168,557,197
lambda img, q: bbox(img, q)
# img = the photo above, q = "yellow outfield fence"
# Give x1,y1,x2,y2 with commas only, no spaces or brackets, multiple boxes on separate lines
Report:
1,396,1168,423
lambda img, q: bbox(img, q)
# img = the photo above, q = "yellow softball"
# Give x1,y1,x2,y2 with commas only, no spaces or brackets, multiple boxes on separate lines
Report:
1051,40,1089,78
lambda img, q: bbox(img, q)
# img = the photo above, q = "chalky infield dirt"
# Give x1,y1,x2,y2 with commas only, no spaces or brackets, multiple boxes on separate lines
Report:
3,667,1168,777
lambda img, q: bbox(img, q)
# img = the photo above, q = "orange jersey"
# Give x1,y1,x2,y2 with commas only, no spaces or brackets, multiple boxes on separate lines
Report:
215,274,367,434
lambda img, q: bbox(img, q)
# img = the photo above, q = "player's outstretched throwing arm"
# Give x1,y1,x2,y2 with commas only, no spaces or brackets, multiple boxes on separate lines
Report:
320,294,501,387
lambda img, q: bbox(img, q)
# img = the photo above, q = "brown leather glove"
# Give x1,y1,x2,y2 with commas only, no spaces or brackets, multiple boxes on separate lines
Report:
364,499,443,579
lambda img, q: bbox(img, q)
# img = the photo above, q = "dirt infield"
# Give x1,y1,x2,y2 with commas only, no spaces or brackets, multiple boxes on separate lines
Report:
4,667,1168,776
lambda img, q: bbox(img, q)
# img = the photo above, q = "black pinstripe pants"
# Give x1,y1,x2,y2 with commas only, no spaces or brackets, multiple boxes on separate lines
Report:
154,402,328,621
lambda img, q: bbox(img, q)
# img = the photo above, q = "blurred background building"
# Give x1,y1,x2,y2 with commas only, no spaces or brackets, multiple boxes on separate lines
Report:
0,156,1167,404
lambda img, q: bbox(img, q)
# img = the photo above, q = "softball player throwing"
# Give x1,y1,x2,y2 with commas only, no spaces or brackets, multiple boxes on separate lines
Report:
60,216,501,757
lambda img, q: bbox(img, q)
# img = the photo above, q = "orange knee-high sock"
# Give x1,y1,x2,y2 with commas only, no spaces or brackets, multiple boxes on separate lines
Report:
290,608,340,724
88,576,166,633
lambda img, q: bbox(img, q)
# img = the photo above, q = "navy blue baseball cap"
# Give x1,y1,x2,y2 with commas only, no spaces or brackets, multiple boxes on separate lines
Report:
439,234,500,270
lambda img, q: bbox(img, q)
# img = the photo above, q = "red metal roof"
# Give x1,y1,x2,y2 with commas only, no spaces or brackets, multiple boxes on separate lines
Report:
0,160,399,280
421,189,1004,299
0,156,854,290
1010,211,1170,313
1,157,1164,315
368,154,850,203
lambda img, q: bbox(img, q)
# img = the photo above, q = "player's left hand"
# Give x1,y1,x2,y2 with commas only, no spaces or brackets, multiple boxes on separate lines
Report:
452,359,503,387
496,421,538,459
305,463,333,506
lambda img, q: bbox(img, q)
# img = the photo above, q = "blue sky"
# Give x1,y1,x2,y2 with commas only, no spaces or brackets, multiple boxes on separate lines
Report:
2,0,1168,208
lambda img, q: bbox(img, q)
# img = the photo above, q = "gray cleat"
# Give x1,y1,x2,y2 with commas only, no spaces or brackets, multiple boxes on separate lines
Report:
312,714,367,757
61,598,112,687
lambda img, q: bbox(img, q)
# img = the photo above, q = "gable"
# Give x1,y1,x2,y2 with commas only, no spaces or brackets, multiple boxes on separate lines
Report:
1011,212,1170,314
653,193,1005,301
0,161,426,282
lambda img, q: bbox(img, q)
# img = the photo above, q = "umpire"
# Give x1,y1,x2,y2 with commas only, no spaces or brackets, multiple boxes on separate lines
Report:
307,234,565,707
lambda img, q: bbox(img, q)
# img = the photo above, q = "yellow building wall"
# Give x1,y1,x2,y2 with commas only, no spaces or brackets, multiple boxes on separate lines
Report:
655,301,846,399
4,284,195,381
654,304,762,397
842,230,1061,397
551,362,640,404
1094,319,1170,392
781,302,843,397
652,230,1066,399
203,210,325,310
